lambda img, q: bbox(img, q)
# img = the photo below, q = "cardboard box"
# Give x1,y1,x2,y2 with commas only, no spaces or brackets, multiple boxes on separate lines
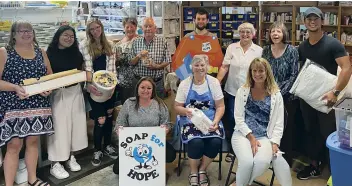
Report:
23,70,86,96
190,1,201,6
293,1,317,6
226,1,241,7
241,1,259,6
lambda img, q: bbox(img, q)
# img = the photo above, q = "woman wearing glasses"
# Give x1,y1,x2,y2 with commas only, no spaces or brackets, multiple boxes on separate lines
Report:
0,21,53,186
79,19,117,166
46,25,87,179
216,23,263,162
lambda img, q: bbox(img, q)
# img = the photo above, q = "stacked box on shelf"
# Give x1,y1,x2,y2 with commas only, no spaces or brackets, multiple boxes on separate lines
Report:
208,22,220,30
183,8,195,22
222,14,233,21
222,22,233,30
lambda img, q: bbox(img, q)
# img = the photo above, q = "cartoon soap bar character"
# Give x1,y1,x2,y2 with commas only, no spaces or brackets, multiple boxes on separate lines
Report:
125,144,158,170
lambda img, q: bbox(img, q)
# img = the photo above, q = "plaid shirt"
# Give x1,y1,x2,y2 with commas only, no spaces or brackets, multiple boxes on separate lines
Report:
129,35,171,78
79,39,116,75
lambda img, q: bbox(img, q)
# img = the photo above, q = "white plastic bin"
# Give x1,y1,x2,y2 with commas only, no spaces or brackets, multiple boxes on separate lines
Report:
15,159,27,184
91,70,118,103
334,97,352,150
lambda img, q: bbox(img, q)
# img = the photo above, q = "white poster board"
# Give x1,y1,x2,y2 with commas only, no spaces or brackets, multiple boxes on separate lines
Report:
119,127,165,186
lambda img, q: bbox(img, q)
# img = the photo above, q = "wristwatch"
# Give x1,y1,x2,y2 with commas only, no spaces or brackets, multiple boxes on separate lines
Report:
333,89,341,97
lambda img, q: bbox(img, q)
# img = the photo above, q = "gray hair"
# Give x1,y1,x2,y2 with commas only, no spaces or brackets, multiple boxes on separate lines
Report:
122,17,137,27
191,54,209,66
238,22,256,35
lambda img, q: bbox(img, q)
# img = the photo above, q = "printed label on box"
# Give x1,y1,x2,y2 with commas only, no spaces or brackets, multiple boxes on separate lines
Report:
202,42,211,52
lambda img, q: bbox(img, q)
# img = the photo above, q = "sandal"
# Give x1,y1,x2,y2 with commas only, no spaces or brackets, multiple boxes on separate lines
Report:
225,153,234,163
199,170,210,186
188,173,199,186
28,179,50,186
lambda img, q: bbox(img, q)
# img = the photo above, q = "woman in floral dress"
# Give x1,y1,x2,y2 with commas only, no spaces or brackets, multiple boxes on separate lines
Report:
0,21,53,186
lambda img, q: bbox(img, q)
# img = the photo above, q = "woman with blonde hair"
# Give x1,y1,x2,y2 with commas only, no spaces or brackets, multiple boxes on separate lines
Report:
0,20,53,186
216,22,263,162
79,19,117,166
230,57,292,186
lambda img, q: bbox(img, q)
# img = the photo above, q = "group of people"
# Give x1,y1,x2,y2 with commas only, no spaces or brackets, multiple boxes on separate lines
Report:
175,7,352,186
0,6,351,186
0,14,172,185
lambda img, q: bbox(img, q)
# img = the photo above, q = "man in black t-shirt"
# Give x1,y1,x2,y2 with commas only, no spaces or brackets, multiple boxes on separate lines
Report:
297,7,352,180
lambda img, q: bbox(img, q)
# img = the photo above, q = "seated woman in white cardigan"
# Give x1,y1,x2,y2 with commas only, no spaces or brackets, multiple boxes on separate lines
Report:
230,57,292,186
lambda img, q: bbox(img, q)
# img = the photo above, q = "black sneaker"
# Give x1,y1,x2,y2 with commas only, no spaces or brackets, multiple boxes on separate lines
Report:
91,151,103,166
297,164,321,180
104,145,118,159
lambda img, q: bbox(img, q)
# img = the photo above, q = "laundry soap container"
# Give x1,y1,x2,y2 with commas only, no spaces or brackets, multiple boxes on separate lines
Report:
190,108,212,134
15,159,27,184
327,132,352,186
91,70,118,103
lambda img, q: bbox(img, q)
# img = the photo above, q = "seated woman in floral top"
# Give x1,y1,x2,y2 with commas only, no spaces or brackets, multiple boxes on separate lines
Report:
230,57,292,186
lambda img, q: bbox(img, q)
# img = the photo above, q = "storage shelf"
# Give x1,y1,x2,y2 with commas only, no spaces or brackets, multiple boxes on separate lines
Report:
92,14,127,18
163,17,180,20
263,22,292,24
261,4,292,7
341,25,352,28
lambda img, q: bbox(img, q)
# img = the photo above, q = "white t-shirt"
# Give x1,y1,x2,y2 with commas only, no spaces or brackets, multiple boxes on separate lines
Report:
222,42,263,96
175,75,224,103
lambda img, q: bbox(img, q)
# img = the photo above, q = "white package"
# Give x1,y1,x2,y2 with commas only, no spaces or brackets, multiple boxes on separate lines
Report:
190,109,212,134
290,59,338,113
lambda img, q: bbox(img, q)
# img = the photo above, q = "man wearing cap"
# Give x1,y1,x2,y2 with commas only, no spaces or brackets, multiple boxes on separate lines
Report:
297,7,352,180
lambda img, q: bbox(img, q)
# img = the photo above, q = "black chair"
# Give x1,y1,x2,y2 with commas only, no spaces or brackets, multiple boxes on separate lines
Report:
224,109,288,186
224,154,275,186
175,116,223,180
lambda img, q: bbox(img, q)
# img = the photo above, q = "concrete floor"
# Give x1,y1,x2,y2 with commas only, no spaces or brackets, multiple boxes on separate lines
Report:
0,154,329,186
66,155,328,186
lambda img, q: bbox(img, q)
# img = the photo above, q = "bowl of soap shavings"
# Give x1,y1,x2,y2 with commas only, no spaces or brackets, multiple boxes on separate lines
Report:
91,70,118,102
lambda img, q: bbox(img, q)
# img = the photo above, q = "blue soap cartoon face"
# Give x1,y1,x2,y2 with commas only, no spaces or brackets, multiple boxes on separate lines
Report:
125,144,158,170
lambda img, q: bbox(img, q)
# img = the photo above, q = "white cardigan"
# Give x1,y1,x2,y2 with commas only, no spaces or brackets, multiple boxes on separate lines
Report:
234,86,284,146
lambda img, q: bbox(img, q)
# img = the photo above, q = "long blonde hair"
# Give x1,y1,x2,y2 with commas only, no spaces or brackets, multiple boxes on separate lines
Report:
86,19,113,59
244,57,279,95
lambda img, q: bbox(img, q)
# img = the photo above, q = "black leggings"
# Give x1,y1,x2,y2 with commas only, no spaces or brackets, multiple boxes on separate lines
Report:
187,138,221,159
88,95,115,151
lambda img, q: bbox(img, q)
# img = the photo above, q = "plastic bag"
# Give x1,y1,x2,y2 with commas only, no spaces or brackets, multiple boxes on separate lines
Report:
289,59,340,113
190,108,212,134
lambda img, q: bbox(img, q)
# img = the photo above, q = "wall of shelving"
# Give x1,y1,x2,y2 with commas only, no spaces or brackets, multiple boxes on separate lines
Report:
179,1,352,55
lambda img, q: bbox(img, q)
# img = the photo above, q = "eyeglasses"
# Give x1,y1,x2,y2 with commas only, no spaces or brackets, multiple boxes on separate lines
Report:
17,30,33,35
61,35,75,40
239,30,252,35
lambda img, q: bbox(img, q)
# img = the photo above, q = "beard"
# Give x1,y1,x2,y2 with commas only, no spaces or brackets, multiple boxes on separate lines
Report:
195,24,206,31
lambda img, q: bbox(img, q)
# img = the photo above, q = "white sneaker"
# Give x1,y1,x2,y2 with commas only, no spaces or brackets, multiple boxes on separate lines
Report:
66,155,81,172
50,162,69,179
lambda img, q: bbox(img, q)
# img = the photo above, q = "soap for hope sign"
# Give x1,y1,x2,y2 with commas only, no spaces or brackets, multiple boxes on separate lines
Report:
119,127,165,186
